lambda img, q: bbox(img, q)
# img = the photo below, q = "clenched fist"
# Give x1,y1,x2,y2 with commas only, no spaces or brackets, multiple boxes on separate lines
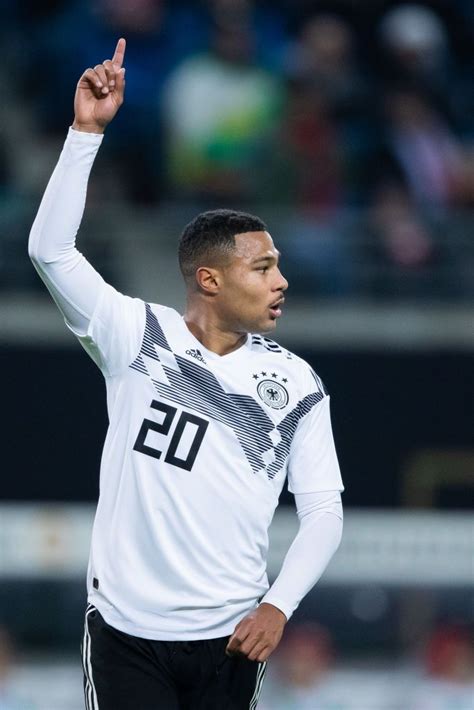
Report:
225,603,287,663
72,38,126,134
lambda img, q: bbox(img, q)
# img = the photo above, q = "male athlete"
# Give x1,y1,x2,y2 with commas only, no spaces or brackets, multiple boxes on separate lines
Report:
29,39,344,709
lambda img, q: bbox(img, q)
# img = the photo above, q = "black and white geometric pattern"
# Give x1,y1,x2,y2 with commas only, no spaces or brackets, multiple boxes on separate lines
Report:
130,304,324,479
251,334,282,353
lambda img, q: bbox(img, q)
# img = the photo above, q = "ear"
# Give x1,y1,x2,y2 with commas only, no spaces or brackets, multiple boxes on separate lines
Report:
195,266,222,294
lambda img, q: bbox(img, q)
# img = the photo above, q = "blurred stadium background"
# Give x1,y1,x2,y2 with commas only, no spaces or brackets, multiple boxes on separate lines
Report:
1,0,473,708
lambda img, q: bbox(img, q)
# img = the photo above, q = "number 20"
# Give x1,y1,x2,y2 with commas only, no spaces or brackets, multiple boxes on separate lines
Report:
133,400,208,472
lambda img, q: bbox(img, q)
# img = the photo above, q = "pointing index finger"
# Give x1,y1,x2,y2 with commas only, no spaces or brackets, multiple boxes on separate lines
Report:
112,37,126,69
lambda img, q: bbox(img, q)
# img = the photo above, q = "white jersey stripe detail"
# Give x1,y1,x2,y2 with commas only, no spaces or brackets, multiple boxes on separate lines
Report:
249,660,267,709
86,607,99,710
81,619,92,709
82,606,99,709
81,608,91,710
82,612,93,710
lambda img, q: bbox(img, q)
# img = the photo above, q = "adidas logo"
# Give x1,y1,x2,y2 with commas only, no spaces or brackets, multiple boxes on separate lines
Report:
185,348,206,364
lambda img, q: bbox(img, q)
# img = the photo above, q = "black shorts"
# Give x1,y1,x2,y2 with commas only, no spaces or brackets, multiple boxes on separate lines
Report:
81,605,267,710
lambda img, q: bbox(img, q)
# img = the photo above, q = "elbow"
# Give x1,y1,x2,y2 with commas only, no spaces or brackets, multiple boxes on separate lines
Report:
28,244,38,266
317,510,343,555
323,512,343,560
28,225,56,267
333,514,343,551
28,226,41,264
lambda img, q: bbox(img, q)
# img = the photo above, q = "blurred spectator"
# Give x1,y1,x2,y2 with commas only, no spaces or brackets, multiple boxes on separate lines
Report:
378,5,450,105
0,627,35,709
279,210,357,298
268,77,356,297
163,18,283,203
408,623,474,709
266,73,357,295
259,623,339,709
367,84,470,297
378,88,466,209
285,14,369,125
277,80,342,211
372,183,434,269
366,182,452,299
265,14,372,299
283,14,372,205
204,0,288,71
378,3,473,138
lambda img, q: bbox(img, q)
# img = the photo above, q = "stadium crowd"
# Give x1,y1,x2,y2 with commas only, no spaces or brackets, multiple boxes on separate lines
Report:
1,0,473,296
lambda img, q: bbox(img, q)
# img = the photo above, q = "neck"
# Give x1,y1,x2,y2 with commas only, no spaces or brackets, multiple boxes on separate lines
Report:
183,299,247,356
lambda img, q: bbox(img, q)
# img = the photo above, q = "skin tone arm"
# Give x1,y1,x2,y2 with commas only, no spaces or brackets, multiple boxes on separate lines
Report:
72,38,127,134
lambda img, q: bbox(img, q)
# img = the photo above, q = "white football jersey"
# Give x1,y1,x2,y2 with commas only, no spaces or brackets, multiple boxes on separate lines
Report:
73,282,343,640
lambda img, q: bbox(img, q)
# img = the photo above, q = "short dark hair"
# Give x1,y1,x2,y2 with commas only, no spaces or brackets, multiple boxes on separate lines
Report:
178,209,267,283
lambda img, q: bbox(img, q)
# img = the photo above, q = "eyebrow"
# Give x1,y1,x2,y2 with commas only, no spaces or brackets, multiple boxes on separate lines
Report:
252,251,281,265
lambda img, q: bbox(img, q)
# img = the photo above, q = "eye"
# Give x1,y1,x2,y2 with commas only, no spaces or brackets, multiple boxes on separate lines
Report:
258,266,269,273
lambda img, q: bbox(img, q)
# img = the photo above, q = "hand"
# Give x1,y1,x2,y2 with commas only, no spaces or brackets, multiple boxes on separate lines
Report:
72,38,126,134
225,603,287,663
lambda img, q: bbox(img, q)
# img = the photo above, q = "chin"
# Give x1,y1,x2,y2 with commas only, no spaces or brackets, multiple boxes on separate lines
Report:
258,319,278,334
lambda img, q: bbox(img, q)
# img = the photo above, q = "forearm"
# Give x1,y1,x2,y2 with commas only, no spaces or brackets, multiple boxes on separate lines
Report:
28,128,105,333
261,491,343,620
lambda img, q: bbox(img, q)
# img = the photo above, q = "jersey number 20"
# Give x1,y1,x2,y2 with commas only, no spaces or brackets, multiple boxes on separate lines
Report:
133,400,208,471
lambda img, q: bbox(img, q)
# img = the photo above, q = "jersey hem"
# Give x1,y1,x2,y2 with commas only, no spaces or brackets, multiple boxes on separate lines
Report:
89,597,255,641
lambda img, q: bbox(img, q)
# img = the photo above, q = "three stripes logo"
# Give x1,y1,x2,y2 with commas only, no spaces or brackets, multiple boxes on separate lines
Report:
185,348,206,364
82,604,99,709
82,602,267,709
249,661,267,709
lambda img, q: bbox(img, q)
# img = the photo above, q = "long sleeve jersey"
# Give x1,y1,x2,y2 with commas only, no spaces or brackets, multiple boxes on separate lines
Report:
29,128,344,639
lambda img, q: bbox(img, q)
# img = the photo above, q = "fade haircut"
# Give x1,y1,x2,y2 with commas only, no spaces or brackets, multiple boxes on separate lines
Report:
178,209,267,284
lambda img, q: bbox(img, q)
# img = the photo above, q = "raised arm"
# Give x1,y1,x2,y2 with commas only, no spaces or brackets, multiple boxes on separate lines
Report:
28,39,127,335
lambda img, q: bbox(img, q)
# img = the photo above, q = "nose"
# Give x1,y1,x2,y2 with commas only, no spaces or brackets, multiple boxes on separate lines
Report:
276,268,288,292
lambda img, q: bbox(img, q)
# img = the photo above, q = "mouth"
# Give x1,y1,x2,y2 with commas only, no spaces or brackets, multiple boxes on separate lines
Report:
269,297,285,319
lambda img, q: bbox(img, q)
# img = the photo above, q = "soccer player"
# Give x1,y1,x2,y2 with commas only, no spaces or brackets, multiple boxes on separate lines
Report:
29,39,344,710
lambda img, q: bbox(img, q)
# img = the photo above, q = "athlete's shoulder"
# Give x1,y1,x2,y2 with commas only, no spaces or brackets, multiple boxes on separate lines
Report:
291,352,329,397
147,301,179,316
145,302,184,327
249,334,328,395
136,301,186,348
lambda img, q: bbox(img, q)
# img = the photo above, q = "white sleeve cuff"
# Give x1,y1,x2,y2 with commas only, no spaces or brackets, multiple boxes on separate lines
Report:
258,595,292,621
68,126,105,145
